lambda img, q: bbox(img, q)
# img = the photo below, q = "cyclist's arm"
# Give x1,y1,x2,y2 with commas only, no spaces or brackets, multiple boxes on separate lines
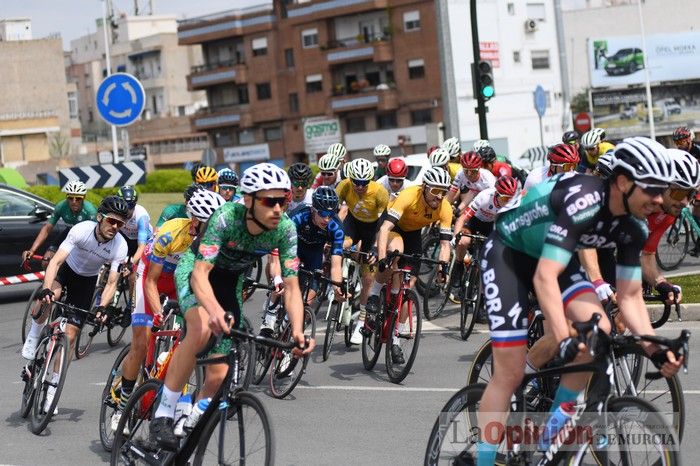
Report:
437,200,453,264
640,252,682,303
578,248,603,282
41,246,69,290
132,216,151,264
99,269,120,308
376,219,395,261
144,261,164,315
457,190,476,212
26,222,54,256
533,257,569,342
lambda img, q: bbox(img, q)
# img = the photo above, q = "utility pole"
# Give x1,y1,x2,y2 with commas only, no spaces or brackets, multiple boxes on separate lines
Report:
435,0,460,141
470,0,488,139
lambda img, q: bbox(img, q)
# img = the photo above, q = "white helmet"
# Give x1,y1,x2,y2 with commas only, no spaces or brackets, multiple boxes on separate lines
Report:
63,180,88,196
473,139,491,151
373,144,391,158
668,148,700,189
429,148,451,167
422,166,452,189
581,128,606,149
318,153,342,171
327,143,347,159
240,163,291,194
441,137,461,158
187,190,225,221
347,158,374,181
612,137,674,184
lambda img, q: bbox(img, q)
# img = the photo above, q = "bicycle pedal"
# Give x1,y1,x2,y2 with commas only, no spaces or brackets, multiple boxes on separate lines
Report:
20,365,31,381
359,327,372,337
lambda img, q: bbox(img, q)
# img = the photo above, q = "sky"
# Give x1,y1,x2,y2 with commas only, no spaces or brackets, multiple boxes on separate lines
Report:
2,0,264,49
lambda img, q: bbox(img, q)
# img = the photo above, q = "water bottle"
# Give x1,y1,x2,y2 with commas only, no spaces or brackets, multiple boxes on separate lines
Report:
538,401,576,451
183,397,211,430
155,351,169,373
173,394,193,437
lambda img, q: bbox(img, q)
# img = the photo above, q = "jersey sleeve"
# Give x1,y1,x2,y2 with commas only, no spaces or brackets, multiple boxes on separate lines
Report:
328,218,345,256
438,200,453,241
642,215,674,254
137,215,152,244
156,205,176,227
277,219,299,277
110,240,129,272
57,221,83,254
289,206,310,228
195,205,227,265
468,190,488,212
615,218,647,281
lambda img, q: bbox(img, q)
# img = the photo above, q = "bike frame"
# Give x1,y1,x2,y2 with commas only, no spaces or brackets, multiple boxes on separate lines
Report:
379,265,414,344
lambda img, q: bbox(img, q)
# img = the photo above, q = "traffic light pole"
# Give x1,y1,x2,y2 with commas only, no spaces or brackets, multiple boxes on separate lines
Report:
470,0,488,139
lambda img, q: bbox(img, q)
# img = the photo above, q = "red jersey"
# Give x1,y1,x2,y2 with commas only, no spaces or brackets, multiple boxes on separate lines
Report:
643,212,676,254
490,161,512,178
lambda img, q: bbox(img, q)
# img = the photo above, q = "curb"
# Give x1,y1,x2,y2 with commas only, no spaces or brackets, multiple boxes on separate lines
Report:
647,304,700,322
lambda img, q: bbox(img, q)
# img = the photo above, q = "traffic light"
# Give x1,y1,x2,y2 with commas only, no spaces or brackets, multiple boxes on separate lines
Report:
472,61,495,101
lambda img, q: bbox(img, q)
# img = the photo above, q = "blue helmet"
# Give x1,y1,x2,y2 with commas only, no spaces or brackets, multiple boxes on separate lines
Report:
312,186,339,211
217,168,239,186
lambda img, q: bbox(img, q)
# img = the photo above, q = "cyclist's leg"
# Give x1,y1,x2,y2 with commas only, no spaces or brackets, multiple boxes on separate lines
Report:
297,245,322,305
22,264,68,359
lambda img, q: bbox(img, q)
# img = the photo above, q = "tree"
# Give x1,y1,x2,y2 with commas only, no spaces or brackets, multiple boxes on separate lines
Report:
570,89,590,114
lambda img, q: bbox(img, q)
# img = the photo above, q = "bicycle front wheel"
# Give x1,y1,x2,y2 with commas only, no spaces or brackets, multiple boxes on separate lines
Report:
107,286,130,346
21,337,48,418
269,307,315,399
99,345,131,452
192,391,273,466
385,290,422,384
422,264,451,321
322,301,340,361
21,285,42,343
75,321,95,359
467,340,493,386
656,217,689,271
459,262,482,341
31,333,69,435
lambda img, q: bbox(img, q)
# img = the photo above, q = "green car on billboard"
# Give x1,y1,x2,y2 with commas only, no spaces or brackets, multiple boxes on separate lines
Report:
604,48,644,76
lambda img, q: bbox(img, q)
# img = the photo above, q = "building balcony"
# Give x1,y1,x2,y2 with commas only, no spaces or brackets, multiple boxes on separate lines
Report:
323,33,392,65
177,5,274,45
329,87,398,113
191,104,252,131
188,60,248,90
284,0,389,24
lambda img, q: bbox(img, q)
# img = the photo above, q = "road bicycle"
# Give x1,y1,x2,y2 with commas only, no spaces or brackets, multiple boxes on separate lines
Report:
361,250,443,384
426,314,689,465
20,254,57,344
111,325,301,466
457,233,487,341
656,205,700,270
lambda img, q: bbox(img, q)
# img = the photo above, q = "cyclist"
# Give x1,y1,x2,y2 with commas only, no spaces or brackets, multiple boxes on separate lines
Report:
22,180,97,265
368,167,453,363
473,139,490,152
441,137,463,180
312,152,343,189
21,196,129,412
478,145,512,178
523,143,580,191
110,189,225,433
194,166,219,193
116,185,153,268
577,127,615,173
284,186,345,308
377,157,408,201
189,162,203,182
562,129,580,148
474,137,682,466
149,163,314,449
337,158,390,344
672,126,700,159
287,162,314,211
448,150,496,214
373,144,392,180
592,151,615,179
428,147,452,178
156,184,202,229
217,168,239,202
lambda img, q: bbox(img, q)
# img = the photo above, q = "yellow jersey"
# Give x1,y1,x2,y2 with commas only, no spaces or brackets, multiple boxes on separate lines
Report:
584,141,615,167
336,178,389,223
447,162,461,181
146,218,194,273
387,185,453,236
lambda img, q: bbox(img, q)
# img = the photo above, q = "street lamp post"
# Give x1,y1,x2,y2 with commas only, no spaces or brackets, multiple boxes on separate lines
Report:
102,0,119,160
637,0,655,139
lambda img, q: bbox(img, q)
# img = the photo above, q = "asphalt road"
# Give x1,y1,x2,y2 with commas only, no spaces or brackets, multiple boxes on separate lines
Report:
0,283,699,465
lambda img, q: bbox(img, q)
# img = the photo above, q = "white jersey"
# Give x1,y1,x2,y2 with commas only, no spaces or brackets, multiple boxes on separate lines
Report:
451,168,496,194
119,204,152,241
377,175,406,200
524,164,550,191
288,189,313,212
467,187,521,222
61,221,129,276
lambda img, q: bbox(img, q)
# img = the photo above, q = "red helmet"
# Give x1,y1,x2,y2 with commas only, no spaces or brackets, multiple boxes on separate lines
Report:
673,126,693,141
460,151,482,169
548,143,580,164
495,175,518,197
427,145,440,156
386,158,408,177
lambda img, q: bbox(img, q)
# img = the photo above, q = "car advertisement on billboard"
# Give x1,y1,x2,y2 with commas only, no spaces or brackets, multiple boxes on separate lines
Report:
591,81,700,139
589,32,700,88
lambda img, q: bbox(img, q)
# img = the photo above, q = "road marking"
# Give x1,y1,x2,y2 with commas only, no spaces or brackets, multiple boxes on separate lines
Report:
297,385,461,392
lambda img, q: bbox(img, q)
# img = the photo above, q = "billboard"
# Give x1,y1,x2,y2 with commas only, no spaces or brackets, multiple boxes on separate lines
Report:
589,32,700,89
303,116,341,163
591,81,700,140
223,143,270,163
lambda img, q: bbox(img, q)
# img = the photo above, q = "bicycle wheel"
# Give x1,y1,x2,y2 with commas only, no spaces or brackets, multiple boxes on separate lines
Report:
75,321,95,359
21,285,42,343
99,345,131,452
269,307,315,399
107,286,130,347
252,342,273,386
31,333,69,435
322,301,340,361
238,316,255,390
416,235,440,295
467,340,493,386
361,293,384,371
588,396,680,466
111,378,163,466
422,262,452,321
656,217,689,271
459,262,482,341
21,337,48,418
385,289,422,384
192,391,273,466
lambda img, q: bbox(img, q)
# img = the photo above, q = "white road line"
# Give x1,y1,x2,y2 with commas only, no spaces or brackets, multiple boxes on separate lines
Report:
295,385,700,394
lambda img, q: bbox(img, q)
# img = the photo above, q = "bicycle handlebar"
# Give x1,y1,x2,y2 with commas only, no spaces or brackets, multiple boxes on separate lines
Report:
298,268,346,290
386,249,446,267
615,329,691,379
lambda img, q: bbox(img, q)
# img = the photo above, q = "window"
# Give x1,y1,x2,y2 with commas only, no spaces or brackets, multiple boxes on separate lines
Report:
346,116,366,133
256,82,271,100
302,28,319,48
239,129,255,145
252,37,268,56
531,50,550,69
526,3,546,21
285,48,294,68
507,3,515,15
408,59,425,79
513,50,521,63
213,129,236,147
365,70,380,87
306,74,323,93
376,112,397,130
0,190,37,217
411,109,432,125
289,93,299,113
67,92,78,118
238,86,249,104
403,11,420,31
178,105,186,117
264,127,282,141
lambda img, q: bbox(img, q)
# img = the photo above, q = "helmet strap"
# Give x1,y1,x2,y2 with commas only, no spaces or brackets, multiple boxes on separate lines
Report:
246,195,271,232
621,183,635,215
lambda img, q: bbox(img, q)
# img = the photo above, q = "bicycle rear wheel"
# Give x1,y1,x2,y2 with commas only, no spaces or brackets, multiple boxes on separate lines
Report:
459,262,482,341
385,290,422,384
75,321,95,359
361,290,385,371
422,263,452,321
192,391,273,466
467,340,493,386
238,316,255,390
31,333,69,435
21,337,48,418
107,287,130,346
416,234,440,295
21,285,42,343
656,217,689,271
322,301,340,361
100,345,131,452
269,307,315,399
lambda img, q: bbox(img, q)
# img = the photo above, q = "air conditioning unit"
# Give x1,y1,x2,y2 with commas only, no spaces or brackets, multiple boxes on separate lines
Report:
524,19,538,33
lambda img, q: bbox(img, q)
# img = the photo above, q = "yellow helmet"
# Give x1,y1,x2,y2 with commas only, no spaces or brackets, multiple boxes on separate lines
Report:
195,166,218,184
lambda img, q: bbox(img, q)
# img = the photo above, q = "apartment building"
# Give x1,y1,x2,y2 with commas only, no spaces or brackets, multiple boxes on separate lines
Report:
177,0,443,169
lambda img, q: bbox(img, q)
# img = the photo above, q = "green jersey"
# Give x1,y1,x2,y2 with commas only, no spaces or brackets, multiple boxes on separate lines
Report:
49,199,97,226
156,203,188,227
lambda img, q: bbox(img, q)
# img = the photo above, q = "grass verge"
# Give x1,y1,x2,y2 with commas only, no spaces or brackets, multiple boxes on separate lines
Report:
140,192,182,221
666,273,700,303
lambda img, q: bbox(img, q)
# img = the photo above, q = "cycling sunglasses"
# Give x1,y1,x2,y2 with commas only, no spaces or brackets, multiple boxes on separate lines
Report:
668,187,696,201
352,179,370,187
388,177,404,183
314,208,334,218
463,168,479,174
550,162,577,172
427,187,448,198
292,180,309,188
103,216,125,228
219,184,236,191
634,180,668,197
66,196,84,202
257,196,289,208
496,194,513,204
201,181,217,189
321,171,336,177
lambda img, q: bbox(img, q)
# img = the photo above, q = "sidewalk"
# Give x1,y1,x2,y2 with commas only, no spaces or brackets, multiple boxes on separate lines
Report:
648,304,700,322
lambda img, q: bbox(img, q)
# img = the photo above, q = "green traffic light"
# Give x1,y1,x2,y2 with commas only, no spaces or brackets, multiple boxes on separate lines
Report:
482,85,494,98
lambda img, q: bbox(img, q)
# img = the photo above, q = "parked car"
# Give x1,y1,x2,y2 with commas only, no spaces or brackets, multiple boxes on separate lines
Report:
0,184,66,277
604,48,644,76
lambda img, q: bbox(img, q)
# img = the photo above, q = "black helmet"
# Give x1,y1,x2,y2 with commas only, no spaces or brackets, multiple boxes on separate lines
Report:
184,183,204,202
190,161,203,181
288,163,313,184
98,195,129,218
562,130,580,144
478,146,497,163
312,186,339,211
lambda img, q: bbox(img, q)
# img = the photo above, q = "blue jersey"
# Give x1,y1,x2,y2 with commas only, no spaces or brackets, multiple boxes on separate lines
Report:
289,205,345,257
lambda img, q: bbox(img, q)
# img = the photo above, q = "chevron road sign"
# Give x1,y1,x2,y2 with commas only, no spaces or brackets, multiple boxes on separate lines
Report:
58,161,146,189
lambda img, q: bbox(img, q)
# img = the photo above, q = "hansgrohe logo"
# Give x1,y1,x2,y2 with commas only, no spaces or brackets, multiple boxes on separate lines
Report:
502,202,550,233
